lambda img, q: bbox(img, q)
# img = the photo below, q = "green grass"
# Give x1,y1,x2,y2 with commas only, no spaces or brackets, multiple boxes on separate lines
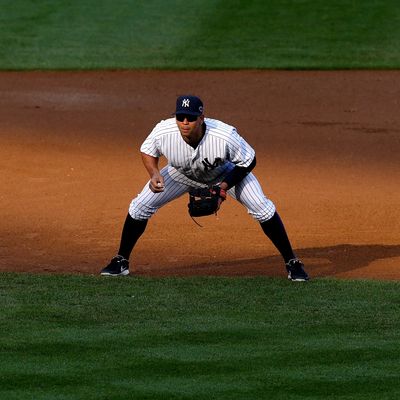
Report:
1,0,400,69
1,273,400,399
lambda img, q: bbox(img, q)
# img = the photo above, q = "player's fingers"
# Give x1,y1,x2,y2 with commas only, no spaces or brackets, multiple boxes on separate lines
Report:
154,174,165,190
149,178,165,193
157,176,165,189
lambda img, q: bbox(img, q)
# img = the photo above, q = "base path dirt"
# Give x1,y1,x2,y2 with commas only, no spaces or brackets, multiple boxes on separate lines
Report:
1,71,399,280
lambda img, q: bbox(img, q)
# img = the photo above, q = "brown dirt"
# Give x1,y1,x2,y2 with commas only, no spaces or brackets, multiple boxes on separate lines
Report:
1,71,399,280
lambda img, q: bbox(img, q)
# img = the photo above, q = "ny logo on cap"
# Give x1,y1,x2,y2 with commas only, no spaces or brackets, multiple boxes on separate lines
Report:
182,99,190,107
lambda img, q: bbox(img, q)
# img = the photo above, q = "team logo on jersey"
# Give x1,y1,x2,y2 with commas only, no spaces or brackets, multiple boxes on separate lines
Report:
182,99,190,107
202,157,223,171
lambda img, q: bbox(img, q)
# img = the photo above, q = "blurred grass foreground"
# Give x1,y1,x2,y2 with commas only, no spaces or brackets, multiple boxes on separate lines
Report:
1,273,400,399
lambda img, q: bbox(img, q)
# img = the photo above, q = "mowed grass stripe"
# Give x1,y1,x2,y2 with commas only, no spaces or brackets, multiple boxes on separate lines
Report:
1,0,400,69
1,273,400,399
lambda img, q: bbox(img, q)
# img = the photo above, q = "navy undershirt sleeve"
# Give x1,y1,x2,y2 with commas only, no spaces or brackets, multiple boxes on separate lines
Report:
223,156,256,189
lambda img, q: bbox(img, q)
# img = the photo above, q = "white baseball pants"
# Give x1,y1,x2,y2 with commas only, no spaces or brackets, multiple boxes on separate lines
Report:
129,166,276,223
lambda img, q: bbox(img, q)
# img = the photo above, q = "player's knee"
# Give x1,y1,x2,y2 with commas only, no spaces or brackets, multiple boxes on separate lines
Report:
249,199,276,223
128,200,156,220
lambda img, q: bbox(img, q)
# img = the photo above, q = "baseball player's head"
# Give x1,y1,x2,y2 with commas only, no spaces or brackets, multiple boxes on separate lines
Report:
175,95,205,141
175,95,204,118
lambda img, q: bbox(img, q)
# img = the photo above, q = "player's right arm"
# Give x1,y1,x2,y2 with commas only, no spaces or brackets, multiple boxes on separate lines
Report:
141,152,165,193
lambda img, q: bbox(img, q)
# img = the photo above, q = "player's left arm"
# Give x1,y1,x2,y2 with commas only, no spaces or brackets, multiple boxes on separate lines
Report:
220,129,256,191
220,156,256,191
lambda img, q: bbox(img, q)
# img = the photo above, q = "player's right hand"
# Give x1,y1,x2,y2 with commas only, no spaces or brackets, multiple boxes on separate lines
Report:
149,174,165,193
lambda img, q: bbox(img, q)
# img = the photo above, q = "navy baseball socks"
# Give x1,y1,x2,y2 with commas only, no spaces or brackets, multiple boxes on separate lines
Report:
101,212,309,280
100,214,148,276
260,212,309,281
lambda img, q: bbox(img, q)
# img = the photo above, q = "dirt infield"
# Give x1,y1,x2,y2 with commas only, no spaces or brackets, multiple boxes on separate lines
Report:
0,71,399,279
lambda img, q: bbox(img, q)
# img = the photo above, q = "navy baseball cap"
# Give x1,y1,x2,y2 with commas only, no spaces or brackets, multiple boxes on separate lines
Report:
175,95,204,116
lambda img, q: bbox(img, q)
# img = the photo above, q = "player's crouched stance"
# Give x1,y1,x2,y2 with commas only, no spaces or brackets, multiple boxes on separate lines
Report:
101,95,309,282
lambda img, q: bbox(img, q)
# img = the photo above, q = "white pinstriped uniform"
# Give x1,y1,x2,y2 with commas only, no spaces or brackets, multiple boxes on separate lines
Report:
129,117,276,222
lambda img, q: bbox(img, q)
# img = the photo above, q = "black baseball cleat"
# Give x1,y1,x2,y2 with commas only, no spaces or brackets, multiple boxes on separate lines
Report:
286,258,309,281
100,255,129,276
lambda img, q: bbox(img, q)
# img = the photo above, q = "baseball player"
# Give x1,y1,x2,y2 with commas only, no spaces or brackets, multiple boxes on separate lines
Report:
101,95,309,281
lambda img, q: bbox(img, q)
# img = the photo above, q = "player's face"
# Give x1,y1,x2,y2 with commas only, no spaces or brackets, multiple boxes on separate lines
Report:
176,114,204,141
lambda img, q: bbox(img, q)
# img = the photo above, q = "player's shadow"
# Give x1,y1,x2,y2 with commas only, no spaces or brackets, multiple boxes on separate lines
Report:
158,244,400,278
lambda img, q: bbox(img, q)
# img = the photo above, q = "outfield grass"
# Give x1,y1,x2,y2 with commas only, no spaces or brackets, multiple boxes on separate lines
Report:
1,273,400,399
1,0,400,70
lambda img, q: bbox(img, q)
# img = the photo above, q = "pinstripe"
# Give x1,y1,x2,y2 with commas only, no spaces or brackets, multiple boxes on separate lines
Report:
129,166,190,220
132,117,276,221
228,173,276,222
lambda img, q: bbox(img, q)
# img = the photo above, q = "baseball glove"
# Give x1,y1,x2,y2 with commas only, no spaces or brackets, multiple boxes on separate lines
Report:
188,186,227,217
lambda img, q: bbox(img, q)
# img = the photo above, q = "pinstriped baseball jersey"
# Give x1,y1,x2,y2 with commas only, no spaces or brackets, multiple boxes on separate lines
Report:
130,115,276,222
140,117,255,186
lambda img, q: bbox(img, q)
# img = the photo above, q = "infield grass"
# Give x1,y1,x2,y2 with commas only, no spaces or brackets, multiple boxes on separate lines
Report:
1,0,400,69
1,273,400,399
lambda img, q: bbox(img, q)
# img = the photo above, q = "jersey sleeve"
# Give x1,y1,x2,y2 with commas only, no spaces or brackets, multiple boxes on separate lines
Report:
140,122,163,158
226,128,255,167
